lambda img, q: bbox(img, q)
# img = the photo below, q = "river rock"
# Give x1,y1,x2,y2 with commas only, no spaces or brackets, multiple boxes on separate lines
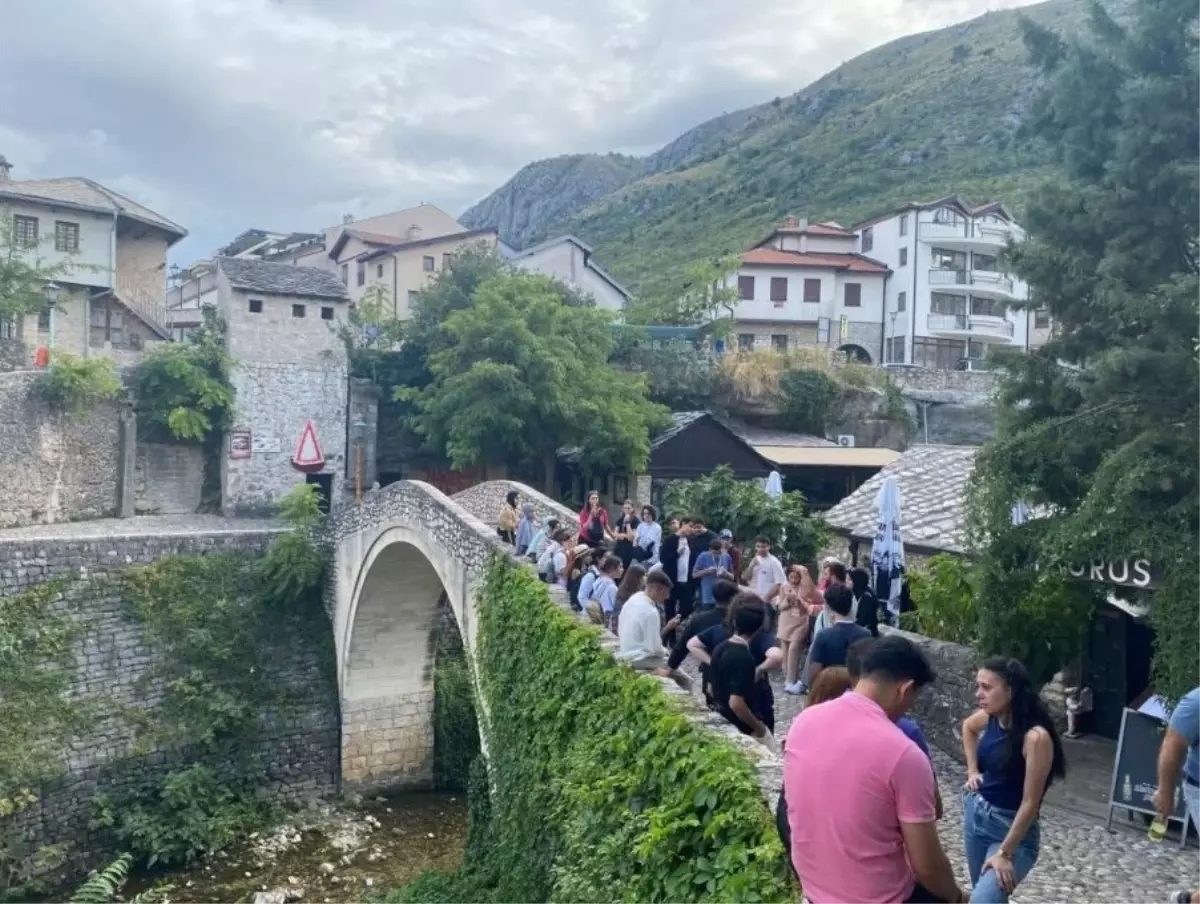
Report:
252,889,303,904
318,862,335,875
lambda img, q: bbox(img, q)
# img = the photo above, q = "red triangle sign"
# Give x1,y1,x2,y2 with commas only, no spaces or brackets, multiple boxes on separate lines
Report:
291,421,326,473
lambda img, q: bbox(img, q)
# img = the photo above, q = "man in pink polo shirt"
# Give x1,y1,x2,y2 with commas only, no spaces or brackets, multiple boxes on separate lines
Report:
784,635,966,904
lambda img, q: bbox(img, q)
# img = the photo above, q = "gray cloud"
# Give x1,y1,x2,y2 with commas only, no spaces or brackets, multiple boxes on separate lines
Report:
0,0,1038,261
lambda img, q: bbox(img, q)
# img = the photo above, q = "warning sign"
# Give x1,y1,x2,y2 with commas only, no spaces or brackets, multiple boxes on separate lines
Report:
290,421,326,473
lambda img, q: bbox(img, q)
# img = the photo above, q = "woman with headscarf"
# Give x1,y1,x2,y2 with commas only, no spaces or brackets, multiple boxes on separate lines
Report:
515,503,537,556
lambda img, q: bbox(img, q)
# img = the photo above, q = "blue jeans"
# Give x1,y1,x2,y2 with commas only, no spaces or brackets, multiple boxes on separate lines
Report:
962,791,1039,903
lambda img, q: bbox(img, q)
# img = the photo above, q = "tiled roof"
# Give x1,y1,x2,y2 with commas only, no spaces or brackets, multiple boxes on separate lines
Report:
774,221,855,237
346,228,403,246
821,445,978,554
725,420,836,448
559,411,715,464
359,227,497,262
218,257,349,301
0,177,186,239
740,248,889,273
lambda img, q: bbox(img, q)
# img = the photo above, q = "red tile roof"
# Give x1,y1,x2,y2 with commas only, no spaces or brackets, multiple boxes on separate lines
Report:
740,248,889,273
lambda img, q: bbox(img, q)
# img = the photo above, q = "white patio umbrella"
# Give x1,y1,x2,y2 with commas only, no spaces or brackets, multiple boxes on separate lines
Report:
765,470,784,500
870,475,905,620
1011,500,1032,526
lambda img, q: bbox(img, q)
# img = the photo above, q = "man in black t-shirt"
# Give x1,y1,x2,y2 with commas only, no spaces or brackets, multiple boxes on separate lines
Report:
710,597,769,740
805,584,871,687
667,580,738,671
687,592,781,733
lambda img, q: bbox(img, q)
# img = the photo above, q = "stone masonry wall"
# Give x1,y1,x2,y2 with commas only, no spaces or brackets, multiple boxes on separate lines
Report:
0,371,122,528
1,526,340,864
133,442,204,515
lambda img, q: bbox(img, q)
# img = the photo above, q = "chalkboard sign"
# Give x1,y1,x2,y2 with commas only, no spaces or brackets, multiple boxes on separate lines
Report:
1106,707,1191,846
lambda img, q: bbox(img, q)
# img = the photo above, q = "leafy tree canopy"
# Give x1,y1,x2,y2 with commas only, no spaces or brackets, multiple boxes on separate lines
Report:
969,0,1199,697
625,254,740,332
0,217,70,321
398,266,669,487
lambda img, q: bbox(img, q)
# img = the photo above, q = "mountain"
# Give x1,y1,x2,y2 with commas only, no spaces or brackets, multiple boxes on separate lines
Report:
461,0,1128,301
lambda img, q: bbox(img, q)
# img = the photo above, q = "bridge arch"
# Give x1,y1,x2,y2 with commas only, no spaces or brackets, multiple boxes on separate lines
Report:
325,479,575,793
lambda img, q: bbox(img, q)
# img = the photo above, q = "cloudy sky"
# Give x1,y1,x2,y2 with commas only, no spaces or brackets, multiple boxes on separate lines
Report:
1,0,1037,262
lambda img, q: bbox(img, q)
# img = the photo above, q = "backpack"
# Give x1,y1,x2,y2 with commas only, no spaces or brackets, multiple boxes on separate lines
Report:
586,515,605,544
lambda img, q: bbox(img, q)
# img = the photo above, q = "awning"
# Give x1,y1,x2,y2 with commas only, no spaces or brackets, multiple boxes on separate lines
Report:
752,445,902,468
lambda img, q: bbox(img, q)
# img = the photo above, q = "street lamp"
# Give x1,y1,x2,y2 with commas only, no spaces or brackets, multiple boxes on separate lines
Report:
351,417,367,504
43,281,62,352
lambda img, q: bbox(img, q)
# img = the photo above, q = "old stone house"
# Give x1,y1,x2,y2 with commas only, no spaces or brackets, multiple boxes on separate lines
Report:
0,156,186,368
215,257,350,516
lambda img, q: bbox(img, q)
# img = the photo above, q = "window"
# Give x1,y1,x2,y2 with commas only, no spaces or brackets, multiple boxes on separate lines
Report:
340,263,349,285
885,336,906,364
970,296,1004,318
89,299,124,347
897,291,907,312
443,252,454,268
356,261,366,286
1034,308,1050,329
972,252,999,273
291,304,306,318
248,298,263,314
898,247,908,267
931,292,966,315
803,278,821,303
377,263,384,278
771,334,789,351
422,255,435,272
861,227,873,252
931,248,968,270
37,307,51,331
321,306,335,321
737,333,755,351
14,215,37,247
899,214,909,236
407,290,419,308
913,336,968,371
933,207,963,225
54,221,80,253
770,277,788,304
844,283,862,307
0,317,17,340
737,275,755,300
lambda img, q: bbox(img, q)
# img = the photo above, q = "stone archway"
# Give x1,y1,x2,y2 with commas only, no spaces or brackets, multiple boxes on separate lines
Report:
838,343,872,364
336,524,469,793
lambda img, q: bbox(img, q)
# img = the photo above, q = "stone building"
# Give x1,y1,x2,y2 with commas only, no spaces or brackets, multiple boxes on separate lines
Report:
0,157,186,367
215,257,350,515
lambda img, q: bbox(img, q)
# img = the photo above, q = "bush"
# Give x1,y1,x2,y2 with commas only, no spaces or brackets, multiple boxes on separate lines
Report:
39,353,122,414
779,369,841,435
432,629,480,791
902,554,979,646
404,559,794,903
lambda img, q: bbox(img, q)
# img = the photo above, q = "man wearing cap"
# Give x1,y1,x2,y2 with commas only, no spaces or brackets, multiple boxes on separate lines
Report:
719,529,742,581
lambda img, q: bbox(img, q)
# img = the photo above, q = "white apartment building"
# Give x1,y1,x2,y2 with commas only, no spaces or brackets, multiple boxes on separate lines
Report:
728,216,890,362
854,196,1049,369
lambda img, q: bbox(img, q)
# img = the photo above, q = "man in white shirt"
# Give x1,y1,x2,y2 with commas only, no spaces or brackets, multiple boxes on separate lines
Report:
743,536,786,603
617,571,678,674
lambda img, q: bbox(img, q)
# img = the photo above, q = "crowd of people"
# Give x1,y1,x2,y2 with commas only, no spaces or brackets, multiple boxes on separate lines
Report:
497,490,1199,904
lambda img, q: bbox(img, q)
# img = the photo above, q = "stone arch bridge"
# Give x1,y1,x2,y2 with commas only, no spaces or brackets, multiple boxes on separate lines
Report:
323,478,576,792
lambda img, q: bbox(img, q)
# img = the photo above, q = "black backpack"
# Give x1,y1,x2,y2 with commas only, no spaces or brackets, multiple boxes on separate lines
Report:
587,516,605,544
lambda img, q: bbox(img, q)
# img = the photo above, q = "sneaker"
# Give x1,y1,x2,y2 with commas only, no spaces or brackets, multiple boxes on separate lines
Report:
784,681,805,695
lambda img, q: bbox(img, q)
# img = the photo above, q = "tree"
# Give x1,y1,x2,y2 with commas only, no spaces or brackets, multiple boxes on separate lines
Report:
626,254,741,333
969,0,1199,697
663,465,826,567
335,283,406,382
399,269,669,491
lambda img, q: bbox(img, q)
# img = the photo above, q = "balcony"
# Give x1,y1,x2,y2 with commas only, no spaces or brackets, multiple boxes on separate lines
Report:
927,313,1015,341
732,299,822,325
927,268,1014,298
919,221,1011,251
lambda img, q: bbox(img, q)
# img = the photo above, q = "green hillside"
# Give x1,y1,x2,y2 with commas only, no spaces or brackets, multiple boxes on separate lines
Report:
461,0,1128,301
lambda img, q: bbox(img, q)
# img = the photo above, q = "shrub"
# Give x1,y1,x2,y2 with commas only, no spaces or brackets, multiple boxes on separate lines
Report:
779,369,841,435
39,353,122,414
902,554,979,646
432,628,480,791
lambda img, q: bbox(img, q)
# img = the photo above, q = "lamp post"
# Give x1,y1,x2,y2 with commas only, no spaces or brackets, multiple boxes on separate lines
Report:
43,281,62,353
352,417,367,504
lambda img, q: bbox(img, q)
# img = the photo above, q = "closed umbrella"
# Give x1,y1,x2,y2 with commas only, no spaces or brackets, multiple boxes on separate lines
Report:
765,470,784,500
1011,500,1032,526
870,475,905,621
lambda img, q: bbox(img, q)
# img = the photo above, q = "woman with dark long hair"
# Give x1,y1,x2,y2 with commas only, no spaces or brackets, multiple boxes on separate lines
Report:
961,657,1067,903
612,562,646,634
578,490,612,549
497,489,519,545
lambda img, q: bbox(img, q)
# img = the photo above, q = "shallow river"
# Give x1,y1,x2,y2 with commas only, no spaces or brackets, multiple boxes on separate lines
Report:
120,792,467,904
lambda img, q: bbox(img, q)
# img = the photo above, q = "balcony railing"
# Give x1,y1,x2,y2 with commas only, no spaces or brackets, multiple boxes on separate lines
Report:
928,268,1014,295
927,313,1015,338
920,221,1013,244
